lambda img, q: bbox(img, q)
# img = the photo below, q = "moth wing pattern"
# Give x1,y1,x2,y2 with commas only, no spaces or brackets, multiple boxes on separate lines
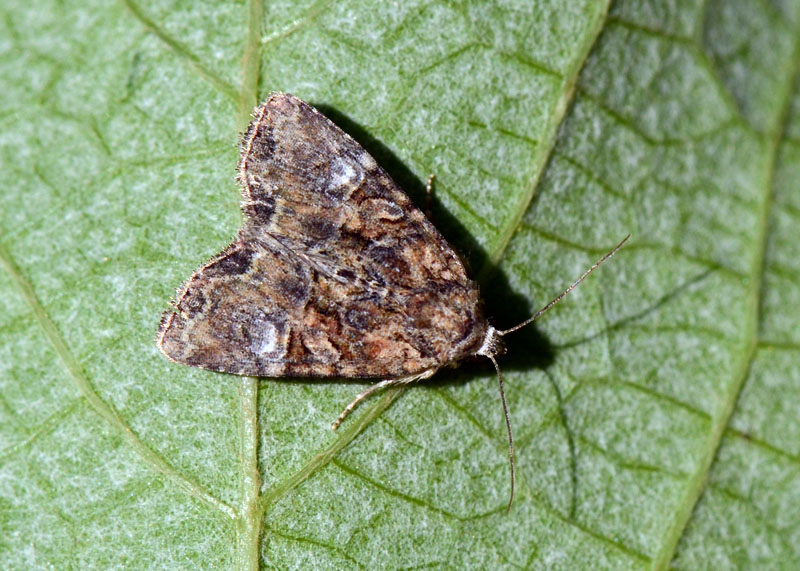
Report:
158,93,489,378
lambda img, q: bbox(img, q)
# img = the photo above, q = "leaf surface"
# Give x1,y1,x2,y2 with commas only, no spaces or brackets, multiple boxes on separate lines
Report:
1,0,798,568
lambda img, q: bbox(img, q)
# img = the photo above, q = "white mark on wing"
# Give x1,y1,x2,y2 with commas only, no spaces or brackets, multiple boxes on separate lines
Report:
249,317,287,359
254,321,277,354
330,157,359,187
358,151,376,170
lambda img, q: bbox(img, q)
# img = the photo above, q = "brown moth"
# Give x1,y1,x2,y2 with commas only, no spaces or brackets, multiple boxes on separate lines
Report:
157,92,628,510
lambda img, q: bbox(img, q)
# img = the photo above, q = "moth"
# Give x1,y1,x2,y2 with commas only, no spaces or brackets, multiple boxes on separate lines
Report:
157,93,628,509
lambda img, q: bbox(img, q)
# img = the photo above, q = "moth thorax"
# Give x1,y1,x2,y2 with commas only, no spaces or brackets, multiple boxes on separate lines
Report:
475,325,505,359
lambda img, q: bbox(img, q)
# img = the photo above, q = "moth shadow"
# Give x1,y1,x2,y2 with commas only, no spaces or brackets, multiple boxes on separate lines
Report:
314,103,555,380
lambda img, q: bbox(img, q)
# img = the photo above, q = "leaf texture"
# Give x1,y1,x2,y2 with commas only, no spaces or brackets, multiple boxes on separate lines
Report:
0,0,798,568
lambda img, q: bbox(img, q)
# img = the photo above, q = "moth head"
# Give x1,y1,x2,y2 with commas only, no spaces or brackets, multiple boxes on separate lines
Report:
475,325,504,360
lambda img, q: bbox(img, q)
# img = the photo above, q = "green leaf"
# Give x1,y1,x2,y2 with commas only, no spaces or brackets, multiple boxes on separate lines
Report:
1,0,798,568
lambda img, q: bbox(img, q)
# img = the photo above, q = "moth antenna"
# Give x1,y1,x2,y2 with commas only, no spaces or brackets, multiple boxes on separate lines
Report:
499,234,630,336
485,353,515,512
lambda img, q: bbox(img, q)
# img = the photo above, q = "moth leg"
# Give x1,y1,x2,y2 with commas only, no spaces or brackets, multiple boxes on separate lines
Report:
331,379,395,430
331,369,438,430
425,174,435,220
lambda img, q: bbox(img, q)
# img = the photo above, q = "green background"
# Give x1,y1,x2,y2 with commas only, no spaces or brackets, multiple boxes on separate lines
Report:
1,0,799,568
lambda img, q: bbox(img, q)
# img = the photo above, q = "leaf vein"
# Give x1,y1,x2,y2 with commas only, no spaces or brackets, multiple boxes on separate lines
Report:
121,0,238,103
656,18,800,571
482,2,613,271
